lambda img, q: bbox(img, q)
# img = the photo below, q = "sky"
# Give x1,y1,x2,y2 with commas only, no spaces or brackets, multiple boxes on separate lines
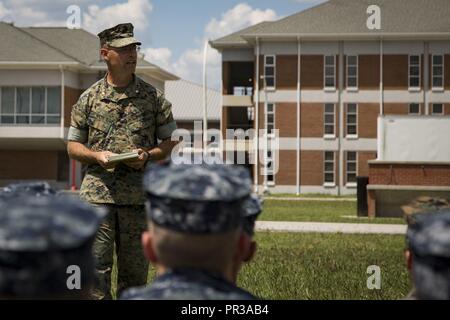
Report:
0,0,327,89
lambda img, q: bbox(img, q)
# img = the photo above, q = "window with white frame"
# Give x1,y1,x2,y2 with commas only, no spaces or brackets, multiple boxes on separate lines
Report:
346,55,358,89
0,86,61,125
266,103,275,136
324,103,335,137
324,55,336,89
409,55,421,89
432,103,444,115
346,103,358,137
432,55,444,89
346,151,357,185
324,151,335,185
409,103,420,115
264,55,275,89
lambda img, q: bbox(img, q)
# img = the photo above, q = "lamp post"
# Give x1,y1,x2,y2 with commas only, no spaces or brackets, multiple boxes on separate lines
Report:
202,40,209,159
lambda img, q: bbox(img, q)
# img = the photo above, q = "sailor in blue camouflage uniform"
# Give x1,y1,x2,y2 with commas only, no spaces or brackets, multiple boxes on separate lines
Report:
402,197,450,300
0,182,105,299
121,161,258,300
67,22,178,299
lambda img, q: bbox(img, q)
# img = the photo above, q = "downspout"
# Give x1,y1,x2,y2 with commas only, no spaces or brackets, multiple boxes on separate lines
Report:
423,41,429,115
261,76,273,194
254,38,260,193
338,42,344,196
203,41,208,158
377,116,384,161
220,52,224,146
263,78,268,193
379,38,384,115
59,65,65,139
296,37,301,195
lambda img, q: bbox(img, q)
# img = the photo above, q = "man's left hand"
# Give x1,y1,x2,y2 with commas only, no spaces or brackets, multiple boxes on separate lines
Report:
124,148,149,170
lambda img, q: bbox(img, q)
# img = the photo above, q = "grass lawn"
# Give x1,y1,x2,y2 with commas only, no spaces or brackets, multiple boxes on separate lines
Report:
113,231,410,300
261,199,405,224
237,232,410,299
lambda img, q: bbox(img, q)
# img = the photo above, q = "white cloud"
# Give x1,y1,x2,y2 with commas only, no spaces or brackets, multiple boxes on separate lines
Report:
0,0,49,24
205,3,278,40
0,1,152,30
83,0,153,34
143,47,172,71
0,2,11,20
0,0,89,25
171,47,222,89
144,3,278,90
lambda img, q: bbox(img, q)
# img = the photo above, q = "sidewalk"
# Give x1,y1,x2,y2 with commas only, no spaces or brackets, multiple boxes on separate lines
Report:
264,197,356,202
256,221,406,235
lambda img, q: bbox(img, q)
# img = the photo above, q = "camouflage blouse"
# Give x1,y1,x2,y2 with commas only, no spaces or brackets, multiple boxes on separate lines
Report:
68,75,177,205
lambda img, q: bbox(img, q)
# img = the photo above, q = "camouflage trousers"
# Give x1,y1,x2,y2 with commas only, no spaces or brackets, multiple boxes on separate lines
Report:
91,204,149,300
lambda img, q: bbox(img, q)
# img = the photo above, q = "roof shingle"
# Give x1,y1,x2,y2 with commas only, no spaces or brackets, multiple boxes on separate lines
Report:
211,0,450,48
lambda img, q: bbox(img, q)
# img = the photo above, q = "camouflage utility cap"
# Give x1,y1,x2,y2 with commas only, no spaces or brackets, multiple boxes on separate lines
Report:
406,210,450,299
0,195,106,297
97,23,141,48
407,210,450,262
402,196,450,226
143,161,252,234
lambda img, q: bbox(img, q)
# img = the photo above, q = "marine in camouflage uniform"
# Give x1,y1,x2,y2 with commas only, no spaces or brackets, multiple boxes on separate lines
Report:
67,23,177,299
0,182,105,299
121,161,258,300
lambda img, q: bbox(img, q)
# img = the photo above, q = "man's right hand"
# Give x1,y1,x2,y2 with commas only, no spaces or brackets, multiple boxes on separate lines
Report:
95,151,117,169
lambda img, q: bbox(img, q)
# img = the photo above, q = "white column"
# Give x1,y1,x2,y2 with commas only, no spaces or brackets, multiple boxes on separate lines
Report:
338,42,344,196
254,38,260,193
296,37,301,195
379,39,384,115
377,116,384,161
423,41,429,115
203,41,208,157
59,65,65,139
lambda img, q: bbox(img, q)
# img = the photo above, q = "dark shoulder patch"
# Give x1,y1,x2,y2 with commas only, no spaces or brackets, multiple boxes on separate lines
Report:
136,76,157,99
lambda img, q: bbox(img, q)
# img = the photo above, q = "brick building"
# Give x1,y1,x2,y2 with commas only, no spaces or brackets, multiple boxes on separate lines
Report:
210,0,450,195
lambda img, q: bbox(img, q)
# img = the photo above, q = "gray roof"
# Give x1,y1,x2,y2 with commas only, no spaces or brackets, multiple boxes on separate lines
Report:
165,80,221,121
0,22,73,62
211,0,450,48
210,21,272,47
21,27,101,65
0,22,174,77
